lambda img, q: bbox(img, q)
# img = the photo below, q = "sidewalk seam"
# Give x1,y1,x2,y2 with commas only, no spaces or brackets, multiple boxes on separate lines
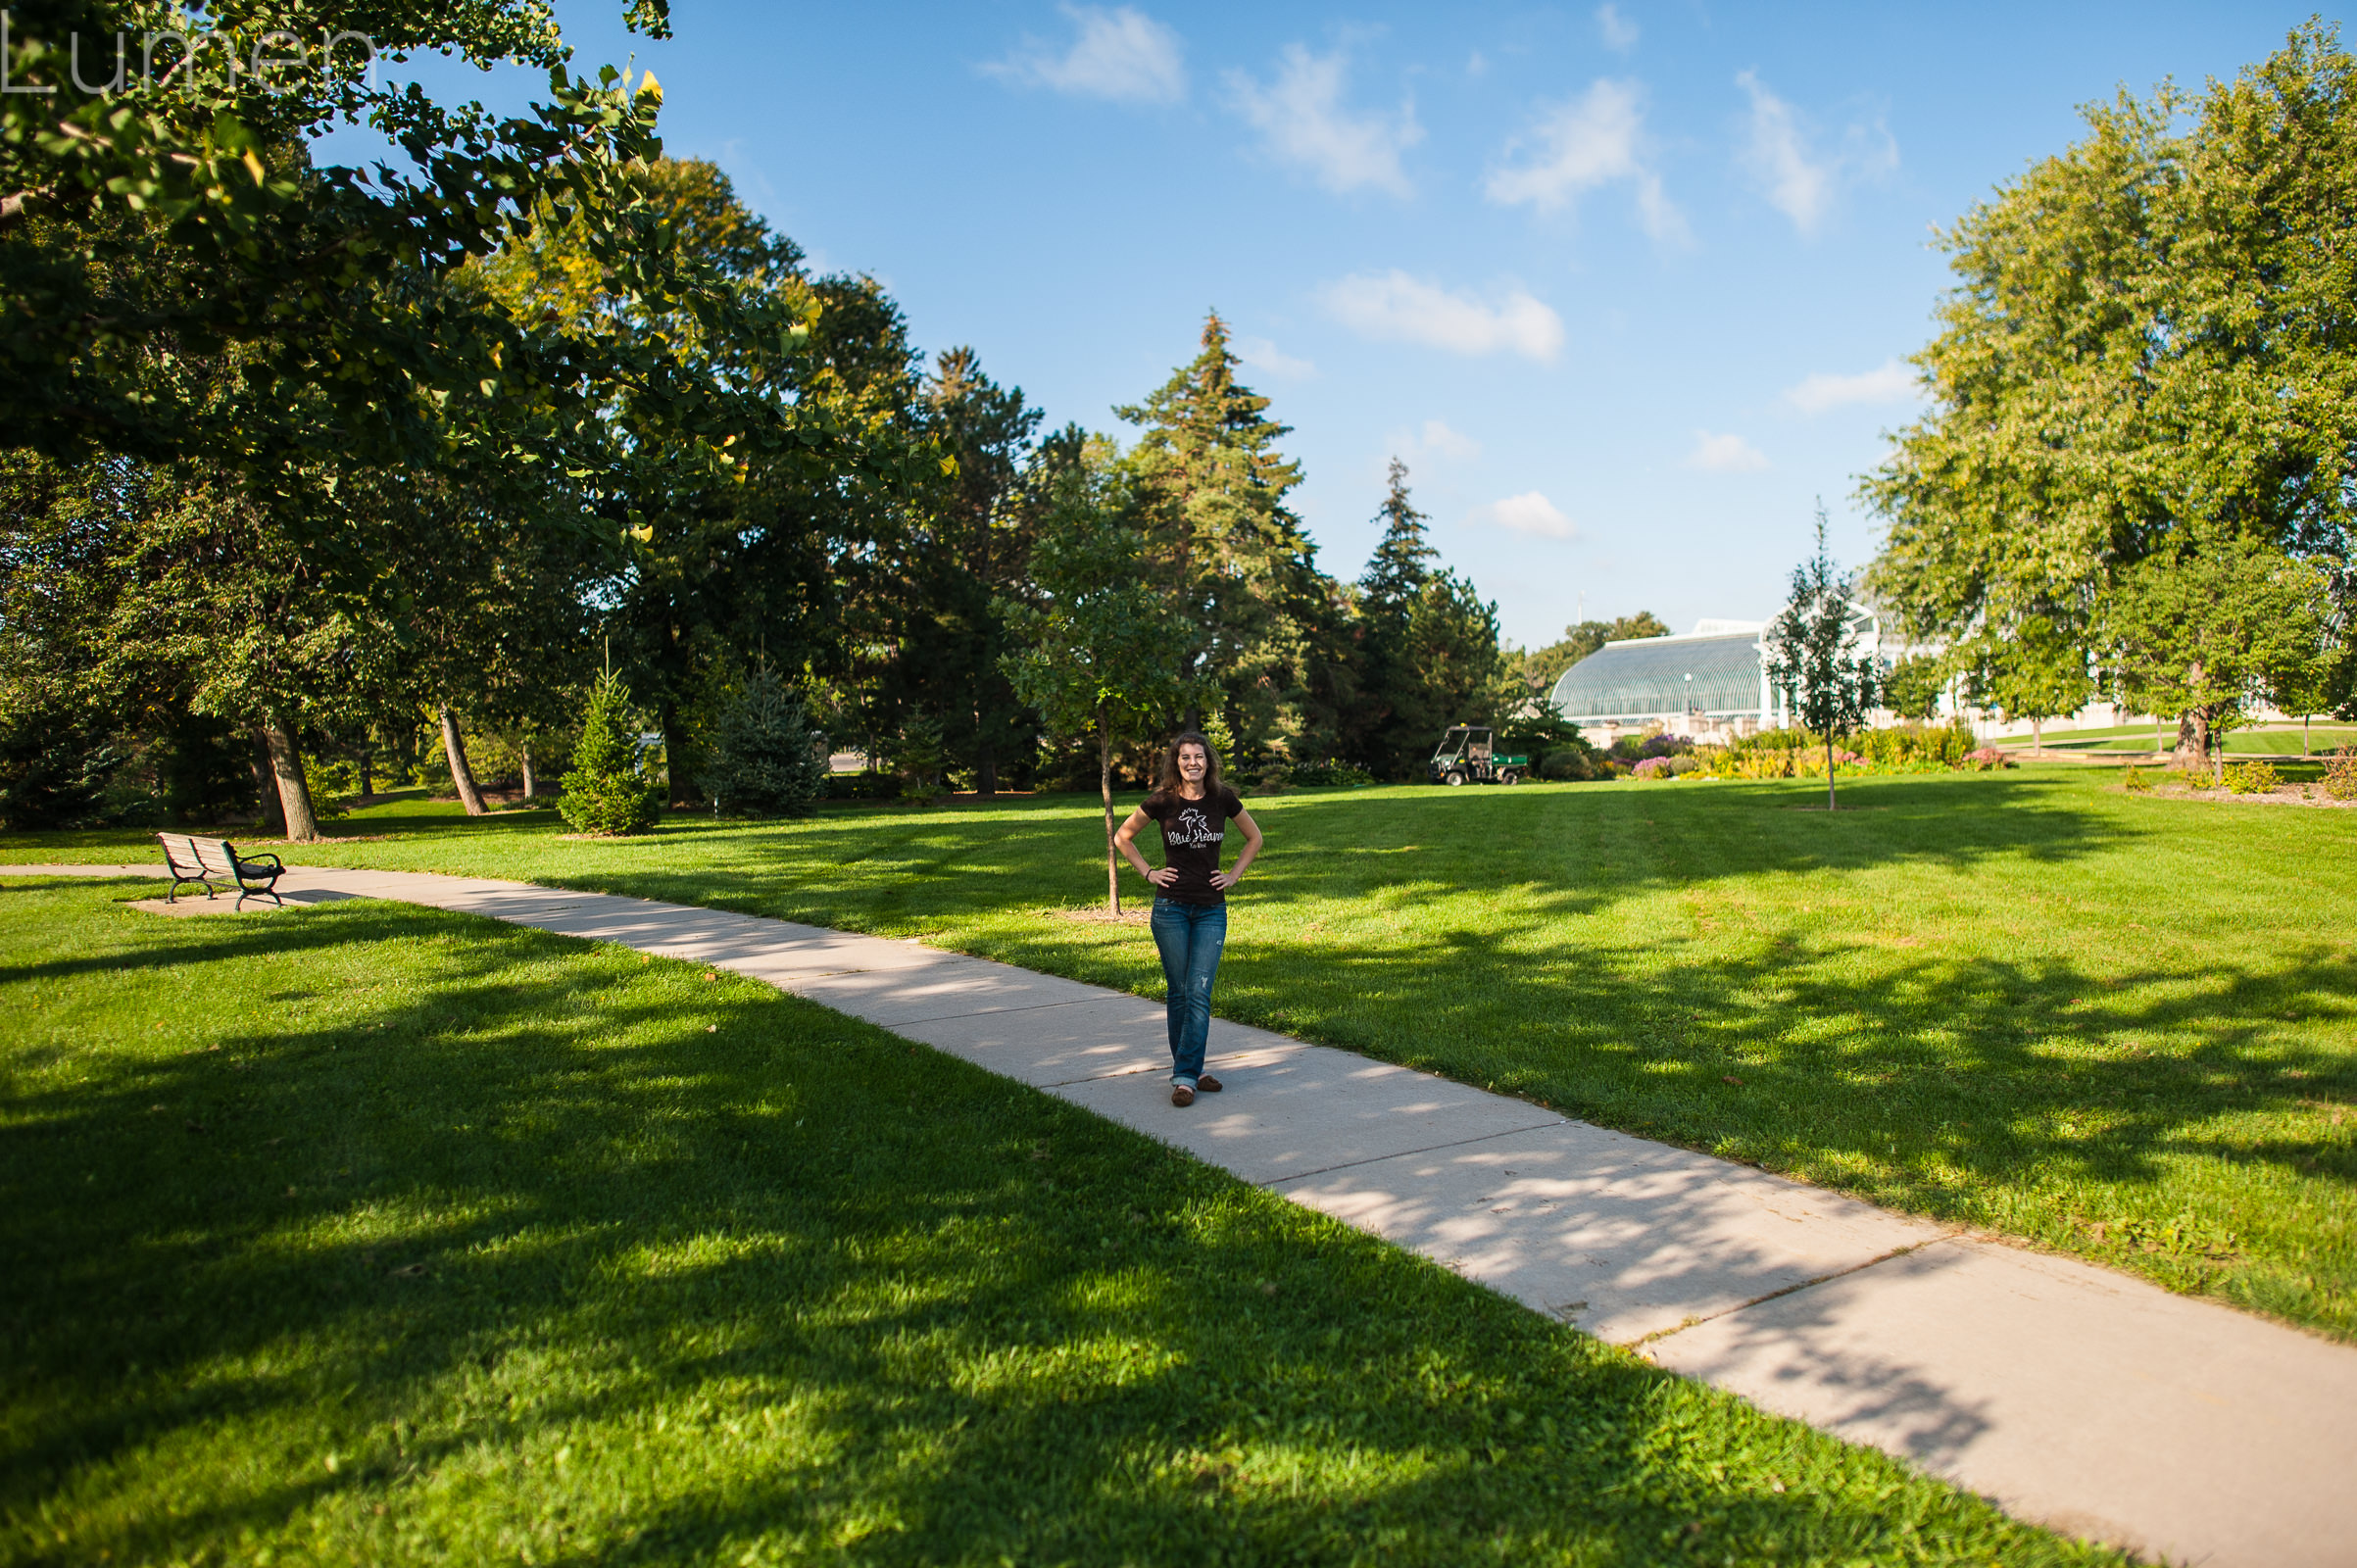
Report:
1621,1232,1967,1351
1257,1116,1570,1186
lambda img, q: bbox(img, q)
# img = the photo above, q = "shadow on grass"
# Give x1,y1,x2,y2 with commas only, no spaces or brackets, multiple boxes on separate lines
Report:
0,892,2100,1565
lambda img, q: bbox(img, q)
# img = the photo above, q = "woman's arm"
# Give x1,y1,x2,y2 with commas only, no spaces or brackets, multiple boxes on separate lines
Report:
1112,808,1177,888
1210,808,1263,891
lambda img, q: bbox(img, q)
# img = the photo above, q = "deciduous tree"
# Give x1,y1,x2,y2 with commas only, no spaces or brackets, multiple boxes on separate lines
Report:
999,438,1203,912
1865,24,2357,751
1765,514,1881,808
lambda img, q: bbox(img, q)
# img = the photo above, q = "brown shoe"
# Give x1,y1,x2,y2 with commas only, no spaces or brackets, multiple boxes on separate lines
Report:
1170,1083,1196,1107
1196,1073,1223,1093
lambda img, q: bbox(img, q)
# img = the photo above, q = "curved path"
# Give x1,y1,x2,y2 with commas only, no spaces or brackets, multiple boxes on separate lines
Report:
13,860,2357,1566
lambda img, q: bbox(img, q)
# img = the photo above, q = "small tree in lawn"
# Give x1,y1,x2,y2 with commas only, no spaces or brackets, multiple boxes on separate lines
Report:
2103,533,2329,776
699,666,829,817
559,672,663,836
999,442,1199,912
1763,510,1882,809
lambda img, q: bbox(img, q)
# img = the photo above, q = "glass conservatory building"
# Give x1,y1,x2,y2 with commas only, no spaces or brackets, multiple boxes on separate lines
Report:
1547,627,1776,743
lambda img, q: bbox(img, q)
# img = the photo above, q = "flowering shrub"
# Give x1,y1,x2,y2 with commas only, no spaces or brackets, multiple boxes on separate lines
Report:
2122,767,2153,793
1632,756,1676,779
1961,747,2013,770
2222,760,2281,795
2326,747,2357,802
1686,722,1976,780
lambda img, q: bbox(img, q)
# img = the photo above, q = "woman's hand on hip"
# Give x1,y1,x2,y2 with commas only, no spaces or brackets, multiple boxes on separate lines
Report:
1208,869,1241,891
1148,866,1179,889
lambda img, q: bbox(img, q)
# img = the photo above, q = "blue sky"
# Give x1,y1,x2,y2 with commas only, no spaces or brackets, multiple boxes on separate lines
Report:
356,2,2338,647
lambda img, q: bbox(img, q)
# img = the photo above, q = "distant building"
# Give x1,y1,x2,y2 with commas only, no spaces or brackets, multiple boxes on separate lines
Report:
1547,622,1768,747
1549,612,1896,746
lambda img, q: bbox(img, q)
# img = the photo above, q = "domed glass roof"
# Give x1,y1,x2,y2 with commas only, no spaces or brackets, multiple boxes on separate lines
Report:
1548,631,1766,722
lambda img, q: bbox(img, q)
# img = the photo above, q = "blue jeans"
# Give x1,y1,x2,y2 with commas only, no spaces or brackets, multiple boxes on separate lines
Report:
1151,897,1226,1086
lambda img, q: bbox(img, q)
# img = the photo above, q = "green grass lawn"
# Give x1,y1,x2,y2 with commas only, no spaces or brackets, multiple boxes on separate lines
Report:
0,879,2107,1565
10,767,2356,1347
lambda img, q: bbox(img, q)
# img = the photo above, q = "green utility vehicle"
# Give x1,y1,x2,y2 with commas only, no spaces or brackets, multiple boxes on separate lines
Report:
1428,725,1530,786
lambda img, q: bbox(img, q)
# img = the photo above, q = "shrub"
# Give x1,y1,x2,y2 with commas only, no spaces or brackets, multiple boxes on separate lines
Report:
1610,732,1694,762
2327,747,2357,802
1961,747,2012,771
2122,767,2153,793
2222,760,2281,795
823,771,901,802
1539,749,1596,781
895,715,949,804
699,668,828,817
2167,765,2218,790
559,673,663,836
1632,756,1677,779
1290,759,1375,787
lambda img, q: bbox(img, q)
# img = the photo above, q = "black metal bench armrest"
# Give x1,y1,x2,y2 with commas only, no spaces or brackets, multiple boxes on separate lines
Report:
238,853,285,872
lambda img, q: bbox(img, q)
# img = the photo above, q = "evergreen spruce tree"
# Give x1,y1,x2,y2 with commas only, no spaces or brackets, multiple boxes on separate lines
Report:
559,672,663,836
699,667,829,817
1360,458,1439,608
1350,460,1507,777
1118,313,1335,756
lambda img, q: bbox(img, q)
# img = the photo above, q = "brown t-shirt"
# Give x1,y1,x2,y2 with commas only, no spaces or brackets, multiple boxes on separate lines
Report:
1142,785,1247,906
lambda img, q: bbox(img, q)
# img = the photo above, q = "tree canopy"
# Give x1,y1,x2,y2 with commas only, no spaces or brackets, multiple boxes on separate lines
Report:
1864,21,2357,758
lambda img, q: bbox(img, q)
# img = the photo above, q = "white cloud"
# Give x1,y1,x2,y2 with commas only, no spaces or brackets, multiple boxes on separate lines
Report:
1782,358,1919,415
1387,418,1483,466
1233,334,1316,380
1225,45,1422,197
1596,4,1640,52
983,6,1186,105
1484,80,1687,244
1736,71,1897,234
1318,270,1564,362
1481,491,1577,539
1418,418,1480,460
1686,430,1769,472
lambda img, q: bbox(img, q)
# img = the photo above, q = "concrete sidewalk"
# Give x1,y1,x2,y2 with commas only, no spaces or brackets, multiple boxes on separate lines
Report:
15,861,2357,1566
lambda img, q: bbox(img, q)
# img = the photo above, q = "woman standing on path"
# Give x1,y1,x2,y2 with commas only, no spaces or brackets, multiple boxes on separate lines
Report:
1113,732,1263,1106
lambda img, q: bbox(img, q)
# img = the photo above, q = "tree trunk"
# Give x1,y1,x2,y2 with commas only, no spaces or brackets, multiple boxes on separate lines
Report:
2032,716,2043,757
2303,714,2312,759
1825,732,1837,810
439,706,489,816
358,746,374,802
520,743,537,800
261,716,322,843
976,706,996,797
248,727,284,836
1100,712,1119,914
662,704,696,808
2173,710,2210,771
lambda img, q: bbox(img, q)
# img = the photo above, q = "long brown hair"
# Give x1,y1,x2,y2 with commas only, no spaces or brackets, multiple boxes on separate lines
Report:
1156,730,1224,797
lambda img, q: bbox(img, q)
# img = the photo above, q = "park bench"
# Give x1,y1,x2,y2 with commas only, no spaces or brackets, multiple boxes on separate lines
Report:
157,833,286,909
